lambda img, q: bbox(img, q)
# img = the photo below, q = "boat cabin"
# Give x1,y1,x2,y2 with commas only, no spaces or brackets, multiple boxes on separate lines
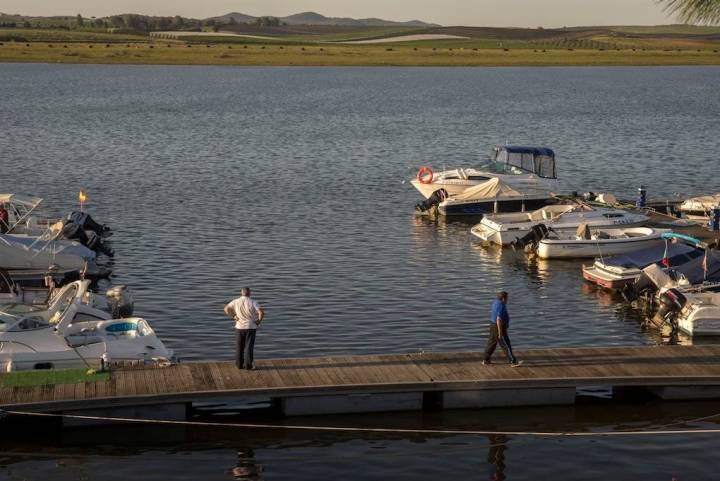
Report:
489,146,557,179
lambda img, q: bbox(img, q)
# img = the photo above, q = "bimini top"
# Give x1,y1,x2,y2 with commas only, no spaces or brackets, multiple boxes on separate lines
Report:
0,193,43,208
490,146,557,179
502,146,555,158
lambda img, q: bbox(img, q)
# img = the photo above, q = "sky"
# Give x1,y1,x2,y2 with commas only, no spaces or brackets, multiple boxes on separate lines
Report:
1,0,676,27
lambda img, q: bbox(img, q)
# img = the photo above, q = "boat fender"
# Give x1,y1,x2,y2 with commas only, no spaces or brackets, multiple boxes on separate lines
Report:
416,167,433,184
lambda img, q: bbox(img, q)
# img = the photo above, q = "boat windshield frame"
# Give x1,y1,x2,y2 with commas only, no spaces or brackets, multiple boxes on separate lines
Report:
487,146,557,179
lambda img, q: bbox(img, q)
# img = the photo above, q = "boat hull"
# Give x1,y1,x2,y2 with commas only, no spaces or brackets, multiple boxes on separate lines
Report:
439,197,556,216
582,265,639,289
537,237,665,259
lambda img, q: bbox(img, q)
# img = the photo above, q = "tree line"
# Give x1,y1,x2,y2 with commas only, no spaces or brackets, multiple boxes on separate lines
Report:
0,14,288,32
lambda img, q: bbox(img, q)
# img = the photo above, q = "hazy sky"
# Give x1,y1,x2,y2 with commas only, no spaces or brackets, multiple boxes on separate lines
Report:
2,0,675,27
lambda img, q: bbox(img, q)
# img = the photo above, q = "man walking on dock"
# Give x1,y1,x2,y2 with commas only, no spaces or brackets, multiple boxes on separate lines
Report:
483,291,522,367
224,287,265,370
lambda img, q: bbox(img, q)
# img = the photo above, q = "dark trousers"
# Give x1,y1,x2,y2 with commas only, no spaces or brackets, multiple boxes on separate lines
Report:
235,329,257,369
484,324,517,364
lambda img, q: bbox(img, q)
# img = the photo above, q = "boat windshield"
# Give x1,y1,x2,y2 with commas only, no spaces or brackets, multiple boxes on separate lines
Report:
483,148,557,178
0,311,45,331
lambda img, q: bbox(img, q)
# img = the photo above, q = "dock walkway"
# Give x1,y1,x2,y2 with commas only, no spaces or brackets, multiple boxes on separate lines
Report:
4,345,720,419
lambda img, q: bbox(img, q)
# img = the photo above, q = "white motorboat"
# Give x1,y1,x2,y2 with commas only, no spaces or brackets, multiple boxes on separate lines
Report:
656,285,720,336
411,145,560,200
0,193,114,257
432,178,558,216
534,226,669,259
0,280,173,370
679,194,720,223
0,231,102,273
470,204,649,246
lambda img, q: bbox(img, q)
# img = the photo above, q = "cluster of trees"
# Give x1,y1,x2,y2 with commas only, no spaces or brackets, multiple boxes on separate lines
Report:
95,14,205,32
254,16,286,27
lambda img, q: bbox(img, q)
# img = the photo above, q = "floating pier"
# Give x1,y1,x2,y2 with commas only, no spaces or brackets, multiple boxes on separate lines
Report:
3,345,720,425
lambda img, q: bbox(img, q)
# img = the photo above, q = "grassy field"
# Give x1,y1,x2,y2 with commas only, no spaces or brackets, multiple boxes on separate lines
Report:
0,28,148,42
1,41,719,66
1,26,720,66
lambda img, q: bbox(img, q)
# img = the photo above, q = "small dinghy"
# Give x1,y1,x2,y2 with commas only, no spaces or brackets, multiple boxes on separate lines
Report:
582,233,706,289
532,225,668,259
0,280,173,370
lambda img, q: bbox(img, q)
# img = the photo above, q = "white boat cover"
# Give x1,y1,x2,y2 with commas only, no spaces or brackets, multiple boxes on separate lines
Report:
681,194,720,210
453,178,526,201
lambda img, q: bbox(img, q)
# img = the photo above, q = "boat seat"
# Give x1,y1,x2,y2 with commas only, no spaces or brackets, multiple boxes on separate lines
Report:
576,223,591,240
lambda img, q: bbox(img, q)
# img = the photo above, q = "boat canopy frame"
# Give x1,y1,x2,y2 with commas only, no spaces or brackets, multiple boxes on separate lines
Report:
0,194,44,233
491,146,557,179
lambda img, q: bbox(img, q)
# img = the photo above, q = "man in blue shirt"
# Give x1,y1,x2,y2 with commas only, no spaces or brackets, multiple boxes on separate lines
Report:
483,291,522,367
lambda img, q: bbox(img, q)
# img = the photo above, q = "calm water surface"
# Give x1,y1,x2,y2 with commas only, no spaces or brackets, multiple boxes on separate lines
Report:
1,64,719,479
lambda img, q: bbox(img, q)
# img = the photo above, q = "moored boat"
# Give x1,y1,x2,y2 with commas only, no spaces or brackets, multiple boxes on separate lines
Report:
656,286,720,337
0,280,173,370
679,193,720,223
582,240,705,290
534,226,668,259
470,204,649,246
411,145,560,200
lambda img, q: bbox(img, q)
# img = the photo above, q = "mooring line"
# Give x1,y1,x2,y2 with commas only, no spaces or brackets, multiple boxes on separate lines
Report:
5,410,720,437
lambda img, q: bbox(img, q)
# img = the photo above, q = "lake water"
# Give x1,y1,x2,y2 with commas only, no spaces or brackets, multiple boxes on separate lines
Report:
1,64,720,480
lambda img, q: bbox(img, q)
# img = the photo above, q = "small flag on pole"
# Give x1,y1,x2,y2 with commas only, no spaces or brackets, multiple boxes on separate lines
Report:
79,189,87,212
660,240,669,267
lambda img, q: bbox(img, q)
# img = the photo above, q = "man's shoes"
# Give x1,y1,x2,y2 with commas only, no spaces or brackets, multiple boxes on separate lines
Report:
510,360,523,368
245,363,256,371
481,360,491,365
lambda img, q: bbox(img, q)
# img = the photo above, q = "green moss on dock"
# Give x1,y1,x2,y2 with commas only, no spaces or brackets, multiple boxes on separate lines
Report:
0,368,109,387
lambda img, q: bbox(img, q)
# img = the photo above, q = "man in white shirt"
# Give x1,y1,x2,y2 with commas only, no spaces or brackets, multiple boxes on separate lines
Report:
224,287,265,370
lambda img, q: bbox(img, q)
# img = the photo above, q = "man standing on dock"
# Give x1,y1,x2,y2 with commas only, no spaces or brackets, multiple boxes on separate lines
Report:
224,287,265,370
483,291,522,367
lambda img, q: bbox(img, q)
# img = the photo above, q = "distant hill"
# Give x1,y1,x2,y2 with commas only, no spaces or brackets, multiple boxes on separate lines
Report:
208,12,257,24
206,11,439,27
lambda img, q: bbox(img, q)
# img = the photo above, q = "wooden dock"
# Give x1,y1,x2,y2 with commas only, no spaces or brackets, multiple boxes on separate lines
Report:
4,345,720,422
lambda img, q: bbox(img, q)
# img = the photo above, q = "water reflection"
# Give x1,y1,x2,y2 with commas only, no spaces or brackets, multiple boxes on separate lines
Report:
229,448,265,481
486,434,508,481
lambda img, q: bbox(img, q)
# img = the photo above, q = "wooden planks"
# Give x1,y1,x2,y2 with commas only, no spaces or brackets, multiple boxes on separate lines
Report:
5,345,720,411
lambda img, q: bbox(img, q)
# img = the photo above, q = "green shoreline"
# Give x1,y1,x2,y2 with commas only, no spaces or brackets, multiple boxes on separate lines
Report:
1,42,719,66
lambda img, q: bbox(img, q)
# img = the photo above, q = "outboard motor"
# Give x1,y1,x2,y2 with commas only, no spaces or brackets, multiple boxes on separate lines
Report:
510,224,550,252
415,188,448,213
67,211,112,237
105,285,134,318
61,221,114,257
656,288,687,327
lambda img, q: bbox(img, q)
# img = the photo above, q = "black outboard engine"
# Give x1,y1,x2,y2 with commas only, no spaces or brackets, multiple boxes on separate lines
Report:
415,188,448,213
105,286,134,318
656,288,688,327
60,221,115,257
66,211,111,238
510,224,550,252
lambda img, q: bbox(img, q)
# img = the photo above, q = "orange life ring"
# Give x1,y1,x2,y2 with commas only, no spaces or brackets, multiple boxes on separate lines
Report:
417,167,433,184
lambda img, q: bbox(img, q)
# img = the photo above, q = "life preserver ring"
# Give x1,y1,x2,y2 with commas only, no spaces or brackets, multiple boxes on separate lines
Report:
417,167,433,184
